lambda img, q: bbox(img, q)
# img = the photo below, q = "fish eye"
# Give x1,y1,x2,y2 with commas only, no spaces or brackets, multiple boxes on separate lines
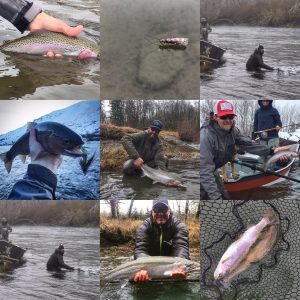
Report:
63,139,70,146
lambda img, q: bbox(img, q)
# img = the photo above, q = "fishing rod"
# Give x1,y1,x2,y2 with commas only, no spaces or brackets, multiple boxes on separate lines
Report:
233,159,300,184
254,123,300,134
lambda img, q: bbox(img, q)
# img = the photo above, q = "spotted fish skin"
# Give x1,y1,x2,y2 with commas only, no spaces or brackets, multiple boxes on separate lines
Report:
0,31,99,58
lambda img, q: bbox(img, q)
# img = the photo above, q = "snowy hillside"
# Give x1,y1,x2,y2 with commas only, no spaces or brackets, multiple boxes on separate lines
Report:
0,100,100,145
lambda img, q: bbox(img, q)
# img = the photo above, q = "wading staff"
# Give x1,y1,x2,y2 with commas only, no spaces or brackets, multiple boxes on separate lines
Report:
233,159,300,184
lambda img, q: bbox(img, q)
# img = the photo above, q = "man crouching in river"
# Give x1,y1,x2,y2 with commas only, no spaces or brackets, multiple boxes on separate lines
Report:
133,200,189,282
200,100,290,200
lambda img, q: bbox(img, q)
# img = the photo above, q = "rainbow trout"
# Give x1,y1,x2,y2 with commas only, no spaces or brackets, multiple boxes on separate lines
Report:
0,122,85,173
141,164,186,188
214,208,280,287
264,150,299,171
0,31,99,59
103,256,200,282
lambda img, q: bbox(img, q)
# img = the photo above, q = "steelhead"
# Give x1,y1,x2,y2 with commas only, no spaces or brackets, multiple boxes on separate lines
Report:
264,150,298,171
103,256,200,282
0,122,84,173
0,31,99,59
141,164,186,188
214,208,280,287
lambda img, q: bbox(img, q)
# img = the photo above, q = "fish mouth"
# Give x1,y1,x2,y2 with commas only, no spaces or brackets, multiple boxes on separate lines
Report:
63,146,84,157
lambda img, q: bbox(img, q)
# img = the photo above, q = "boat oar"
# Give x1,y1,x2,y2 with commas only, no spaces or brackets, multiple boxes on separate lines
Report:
233,159,300,184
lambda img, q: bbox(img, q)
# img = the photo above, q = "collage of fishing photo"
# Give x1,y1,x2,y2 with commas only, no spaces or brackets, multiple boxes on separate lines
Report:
1,0,300,299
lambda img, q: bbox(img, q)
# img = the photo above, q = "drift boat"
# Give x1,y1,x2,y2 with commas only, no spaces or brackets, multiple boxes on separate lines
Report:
0,240,26,272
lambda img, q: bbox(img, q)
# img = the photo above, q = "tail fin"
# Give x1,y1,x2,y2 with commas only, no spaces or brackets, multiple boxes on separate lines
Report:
264,208,280,225
0,152,12,173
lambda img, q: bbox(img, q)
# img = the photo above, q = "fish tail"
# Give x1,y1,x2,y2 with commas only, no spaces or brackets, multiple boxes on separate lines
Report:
0,152,12,173
264,208,279,226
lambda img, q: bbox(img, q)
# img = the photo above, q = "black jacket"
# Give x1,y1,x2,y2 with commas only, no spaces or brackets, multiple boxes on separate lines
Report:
47,249,73,271
8,164,57,200
253,100,282,140
246,50,273,71
134,215,190,260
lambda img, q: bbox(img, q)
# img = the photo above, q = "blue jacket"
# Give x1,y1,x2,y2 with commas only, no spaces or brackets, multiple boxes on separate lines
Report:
0,0,42,33
8,164,56,200
253,101,282,140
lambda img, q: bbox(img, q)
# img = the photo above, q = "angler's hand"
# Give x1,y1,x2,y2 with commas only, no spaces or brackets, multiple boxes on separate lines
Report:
133,157,144,169
29,128,63,174
28,12,83,57
133,270,151,282
171,269,187,279
275,125,281,131
274,146,291,162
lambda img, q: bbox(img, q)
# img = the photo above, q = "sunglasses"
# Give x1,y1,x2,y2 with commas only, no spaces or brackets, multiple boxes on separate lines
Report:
219,115,235,120
150,127,160,134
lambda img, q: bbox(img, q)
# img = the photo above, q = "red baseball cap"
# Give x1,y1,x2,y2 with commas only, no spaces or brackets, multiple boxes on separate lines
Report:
213,100,236,117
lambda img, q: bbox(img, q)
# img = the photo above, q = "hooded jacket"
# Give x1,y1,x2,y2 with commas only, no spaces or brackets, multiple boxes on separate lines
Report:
134,214,190,260
200,120,272,200
47,248,73,271
253,101,282,140
246,49,273,71
0,0,42,33
121,130,167,170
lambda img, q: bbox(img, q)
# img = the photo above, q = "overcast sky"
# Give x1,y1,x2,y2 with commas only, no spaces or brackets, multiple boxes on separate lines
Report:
0,100,87,134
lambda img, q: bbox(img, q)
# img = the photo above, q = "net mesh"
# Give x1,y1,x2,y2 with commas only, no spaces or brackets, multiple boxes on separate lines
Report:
200,200,300,300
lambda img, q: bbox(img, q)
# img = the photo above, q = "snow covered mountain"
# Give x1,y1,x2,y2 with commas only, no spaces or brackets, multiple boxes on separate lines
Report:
0,100,100,145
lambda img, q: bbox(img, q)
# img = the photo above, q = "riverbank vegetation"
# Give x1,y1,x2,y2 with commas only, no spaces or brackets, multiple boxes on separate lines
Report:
0,201,99,227
201,0,300,27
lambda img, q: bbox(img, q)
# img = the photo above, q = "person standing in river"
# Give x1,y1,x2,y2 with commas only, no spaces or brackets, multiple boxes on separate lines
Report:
133,199,189,282
252,100,282,147
0,217,12,241
200,17,212,41
47,244,74,272
121,120,168,175
246,45,274,72
200,100,290,200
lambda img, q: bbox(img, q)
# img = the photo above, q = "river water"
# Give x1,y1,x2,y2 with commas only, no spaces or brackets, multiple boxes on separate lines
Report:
0,225,99,299
101,0,200,100
100,160,200,200
100,247,200,300
0,0,99,100
0,141,100,200
200,25,300,99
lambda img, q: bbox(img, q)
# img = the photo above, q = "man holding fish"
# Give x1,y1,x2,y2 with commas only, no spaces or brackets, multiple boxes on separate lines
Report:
121,120,168,173
133,200,189,282
200,100,291,200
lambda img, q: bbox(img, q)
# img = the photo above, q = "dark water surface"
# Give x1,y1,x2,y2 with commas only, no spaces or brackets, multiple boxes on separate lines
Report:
0,0,99,100
101,0,200,99
1,225,99,299
201,25,300,99
100,248,200,300
100,160,200,200
0,141,100,200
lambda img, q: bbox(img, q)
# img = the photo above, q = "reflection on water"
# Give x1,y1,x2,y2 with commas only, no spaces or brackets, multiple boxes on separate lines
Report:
201,26,300,99
101,0,200,99
100,160,200,200
0,0,99,99
0,226,99,299
0,141,100,200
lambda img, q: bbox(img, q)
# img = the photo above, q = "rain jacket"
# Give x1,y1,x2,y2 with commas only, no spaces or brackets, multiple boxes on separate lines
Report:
8,164,56,200
121,130,167,170
0,224,12,241
253,100,282,140
0,0,42,33
47,249,73,271
134,214,190,260
246,49,273,71
200,120,272,200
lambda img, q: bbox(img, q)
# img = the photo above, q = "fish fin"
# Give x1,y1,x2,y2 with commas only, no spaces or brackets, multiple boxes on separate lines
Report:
26,122,36,132
264,208,279,225
221,256,231,264
0,152,12,173
19,154,27,164
152,181,157,184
